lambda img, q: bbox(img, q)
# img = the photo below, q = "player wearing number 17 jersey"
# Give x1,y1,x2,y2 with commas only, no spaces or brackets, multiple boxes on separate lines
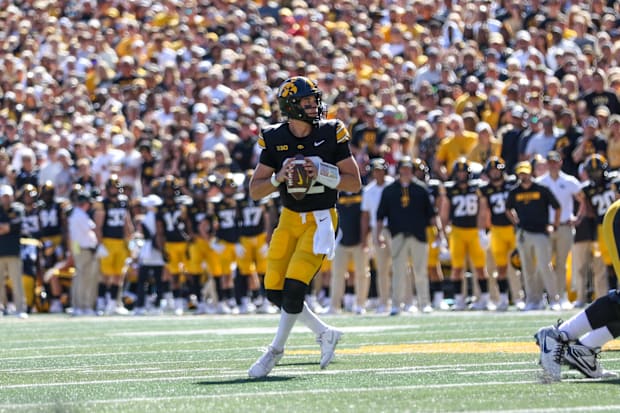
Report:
440,157,489,310
477,157,517,311
581,154,620,289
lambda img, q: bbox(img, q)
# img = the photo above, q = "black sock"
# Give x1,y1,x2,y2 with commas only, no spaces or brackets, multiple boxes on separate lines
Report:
478,279,488,294
452,280,463,296
98,283,107,298
109,285,119,301
345,285,354,295
497,279,509,294
430,281,443,295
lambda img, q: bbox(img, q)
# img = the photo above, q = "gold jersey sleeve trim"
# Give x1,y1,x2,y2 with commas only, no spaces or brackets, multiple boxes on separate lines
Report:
335,120,350,144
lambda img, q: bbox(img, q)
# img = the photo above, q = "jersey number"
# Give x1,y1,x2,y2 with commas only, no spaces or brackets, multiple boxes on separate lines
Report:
39,209,58,228
242,207,263,228
106,208,126,227
163,210,183,232
591,190,616,217
453,194,478,217
489,192,507,215
218,209,237,230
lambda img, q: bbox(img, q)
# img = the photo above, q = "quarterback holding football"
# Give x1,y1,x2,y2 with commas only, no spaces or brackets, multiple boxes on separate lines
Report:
247,76,361,378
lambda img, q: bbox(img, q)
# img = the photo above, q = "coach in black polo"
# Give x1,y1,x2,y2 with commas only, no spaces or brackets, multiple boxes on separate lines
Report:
506,161,561,310
376,156,437,315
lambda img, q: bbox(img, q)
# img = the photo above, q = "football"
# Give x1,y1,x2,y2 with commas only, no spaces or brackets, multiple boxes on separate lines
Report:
287,154,312,200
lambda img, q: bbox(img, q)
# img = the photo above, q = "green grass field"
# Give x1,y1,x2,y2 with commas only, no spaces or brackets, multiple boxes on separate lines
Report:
2,311,620,413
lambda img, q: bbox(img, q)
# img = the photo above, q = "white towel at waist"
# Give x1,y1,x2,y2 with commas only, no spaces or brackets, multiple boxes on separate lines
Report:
312,209,336,260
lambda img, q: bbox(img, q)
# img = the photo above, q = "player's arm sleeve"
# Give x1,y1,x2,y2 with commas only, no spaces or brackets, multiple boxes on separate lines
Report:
257,130,277,169
333,120,353,163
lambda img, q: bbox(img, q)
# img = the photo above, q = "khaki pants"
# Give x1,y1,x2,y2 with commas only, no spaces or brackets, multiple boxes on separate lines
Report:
571,241,607,302
549,225,574,300
72,249,100,311
370,228,392,307
330,243,369,310
0,256,24,313
517,230,557,306
391,234,429,308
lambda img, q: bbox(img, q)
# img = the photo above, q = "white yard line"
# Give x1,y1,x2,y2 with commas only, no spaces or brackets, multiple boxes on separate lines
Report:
2,379,613,411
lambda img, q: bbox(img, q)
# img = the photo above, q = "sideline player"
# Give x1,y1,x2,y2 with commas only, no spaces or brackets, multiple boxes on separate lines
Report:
535,198,620,381
247,76,361,378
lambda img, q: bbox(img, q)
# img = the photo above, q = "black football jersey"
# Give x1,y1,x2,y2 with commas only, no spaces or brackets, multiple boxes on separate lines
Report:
39,201,63,238
157,202,189,242
445,180,481,228
258,119,352,213
101,196,130,239
21,204,41,238
582,176,620,224
478,177,517,227
212,196,240,243
238,195,267,237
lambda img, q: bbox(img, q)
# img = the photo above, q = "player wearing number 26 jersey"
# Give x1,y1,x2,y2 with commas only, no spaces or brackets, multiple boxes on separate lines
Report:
581,154,620,285
440,157,489,310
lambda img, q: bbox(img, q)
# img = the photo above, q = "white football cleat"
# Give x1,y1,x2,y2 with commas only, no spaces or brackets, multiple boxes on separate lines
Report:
317,328,343,369
564,343,619,379
534,324,568,381
248,346,284,378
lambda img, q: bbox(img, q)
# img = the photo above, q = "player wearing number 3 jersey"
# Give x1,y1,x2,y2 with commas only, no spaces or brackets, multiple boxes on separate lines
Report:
477,157,518,311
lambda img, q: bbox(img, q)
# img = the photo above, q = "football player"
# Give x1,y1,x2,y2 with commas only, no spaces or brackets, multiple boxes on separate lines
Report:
17,184,42,313
94,174,134,315
581,154,620,290
236,171,271,314
477,157,518,310
38,181,66,313
247,76,361,378
412,158,449,310
440,157,490,310
534,198,620,381
184,177,212,314
155,175,193,315
209,173,243,314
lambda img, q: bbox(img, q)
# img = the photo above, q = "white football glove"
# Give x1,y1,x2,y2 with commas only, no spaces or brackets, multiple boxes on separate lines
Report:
259,244,269,257
95,244,109,258
209,239,225,253
235,243,246,258
478,229,490,250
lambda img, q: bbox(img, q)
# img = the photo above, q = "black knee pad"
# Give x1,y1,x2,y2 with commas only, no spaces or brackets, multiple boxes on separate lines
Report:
281,278,307,314
585,291,620,330
265,289,283,308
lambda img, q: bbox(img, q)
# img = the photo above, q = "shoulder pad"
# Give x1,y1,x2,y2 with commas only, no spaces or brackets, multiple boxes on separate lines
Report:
11,202,25,213
258,123,285,149
443,180,456,189
334,119,350,143
505,175,518,185
118,194,129,203
427,178,441,187
207,194,223,204
175,195,193,206
469,179,483,187
233,192,245,201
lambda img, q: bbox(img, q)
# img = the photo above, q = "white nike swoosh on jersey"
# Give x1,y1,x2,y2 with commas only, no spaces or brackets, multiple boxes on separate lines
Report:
314,140,325,146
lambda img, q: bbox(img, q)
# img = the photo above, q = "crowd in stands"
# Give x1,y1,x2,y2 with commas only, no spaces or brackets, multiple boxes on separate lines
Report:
0,0,619,316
